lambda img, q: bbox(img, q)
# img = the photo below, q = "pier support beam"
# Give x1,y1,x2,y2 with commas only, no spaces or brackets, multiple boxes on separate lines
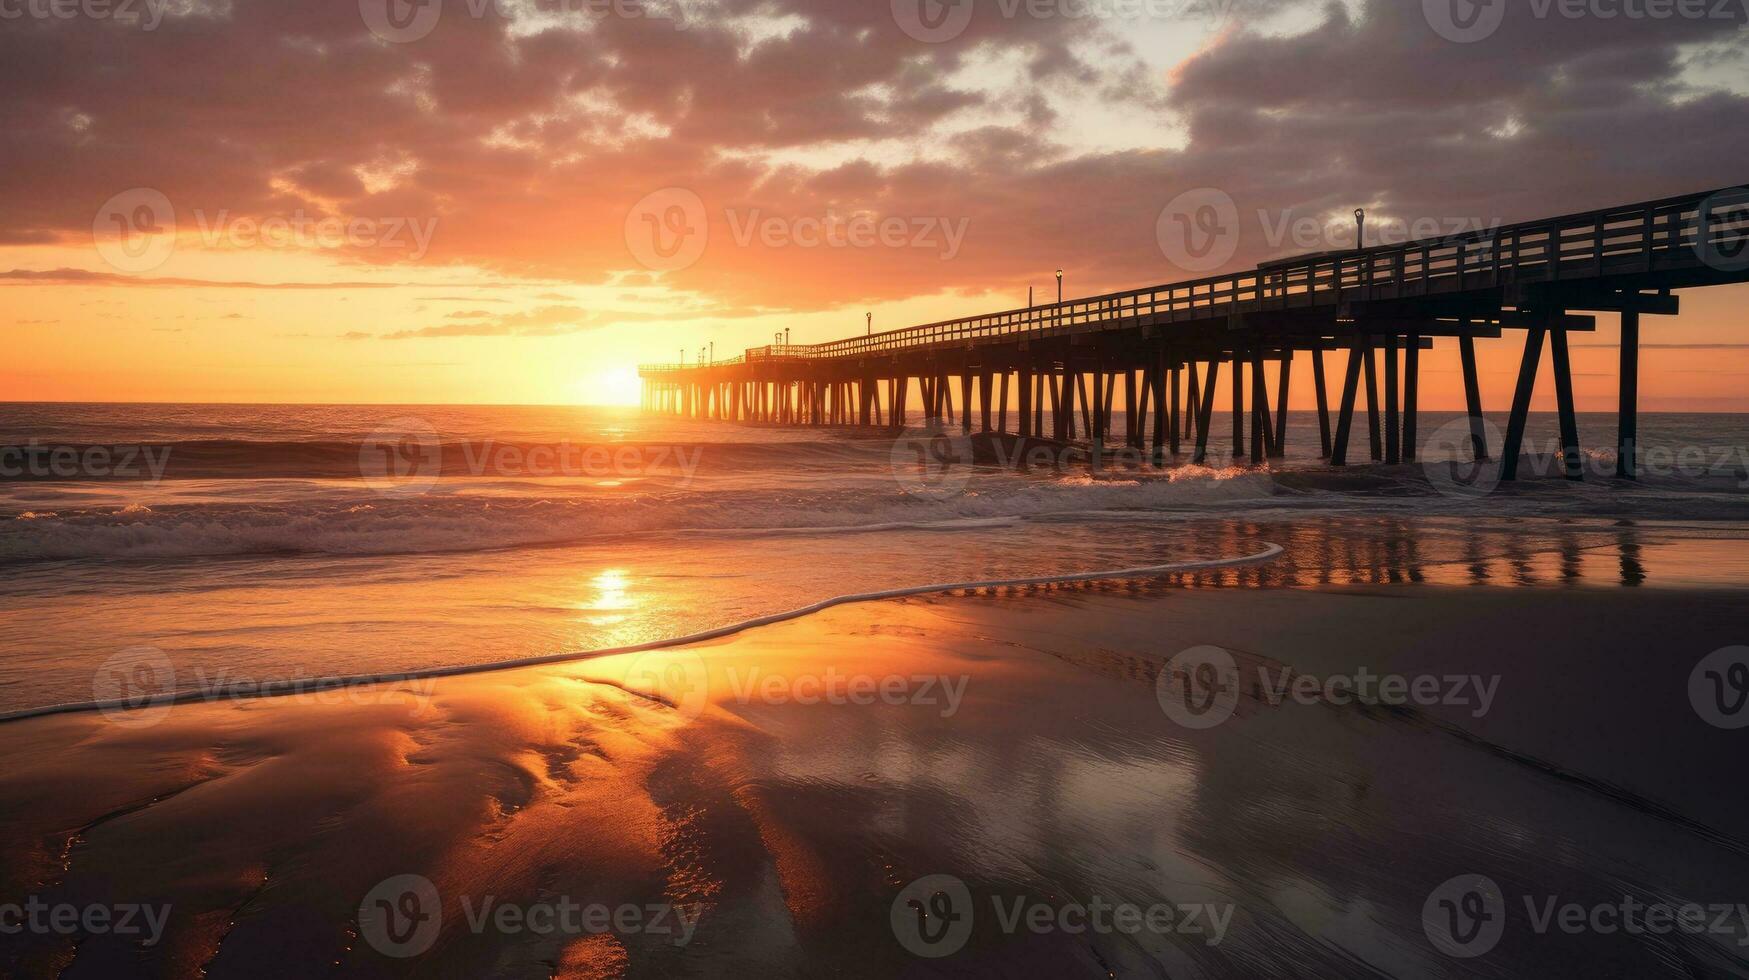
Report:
1363,343,1383,461
1312,349,1331,458
1273,351,1292,459
1163,354,1178,462
1460,334,1489,460
1331,345,1365,466
1232,349,1245,457
1404,334,1420,462
1550,323,1583,480
1193,358,1220,464
1384,335,1401,465
1500,325,1548,482
1617,310,1639,479
1250,352,1268,465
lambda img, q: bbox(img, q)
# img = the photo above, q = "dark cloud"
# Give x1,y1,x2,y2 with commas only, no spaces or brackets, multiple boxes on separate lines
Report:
1,0,1744,311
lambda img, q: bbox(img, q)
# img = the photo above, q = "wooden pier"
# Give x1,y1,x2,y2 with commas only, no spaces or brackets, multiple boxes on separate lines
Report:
641,187,1749,480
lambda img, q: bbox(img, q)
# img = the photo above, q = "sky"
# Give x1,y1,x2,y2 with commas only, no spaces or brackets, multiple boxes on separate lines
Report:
3,0,1748,408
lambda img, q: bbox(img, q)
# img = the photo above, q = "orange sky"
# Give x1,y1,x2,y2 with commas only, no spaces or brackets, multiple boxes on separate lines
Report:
4,0,1747,409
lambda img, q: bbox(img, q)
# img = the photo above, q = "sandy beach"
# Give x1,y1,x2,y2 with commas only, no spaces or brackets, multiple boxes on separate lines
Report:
6,527,1748,978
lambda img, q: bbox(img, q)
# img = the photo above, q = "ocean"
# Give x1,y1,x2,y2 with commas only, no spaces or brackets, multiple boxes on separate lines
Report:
4,402,1748,717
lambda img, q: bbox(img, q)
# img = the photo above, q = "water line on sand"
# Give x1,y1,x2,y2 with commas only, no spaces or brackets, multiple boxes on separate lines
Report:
0,543,1284,724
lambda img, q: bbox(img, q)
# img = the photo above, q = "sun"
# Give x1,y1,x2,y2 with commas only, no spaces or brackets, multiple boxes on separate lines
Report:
573,366,644,406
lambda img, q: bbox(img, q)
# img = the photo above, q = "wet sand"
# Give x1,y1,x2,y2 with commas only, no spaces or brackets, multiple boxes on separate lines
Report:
4,555,1749,977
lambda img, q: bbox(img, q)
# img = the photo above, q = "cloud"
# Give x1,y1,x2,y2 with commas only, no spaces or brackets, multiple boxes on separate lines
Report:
381,305,597,339
0,0,1744,315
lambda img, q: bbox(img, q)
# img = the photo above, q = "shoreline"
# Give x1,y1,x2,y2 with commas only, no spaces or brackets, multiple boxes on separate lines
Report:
4,570,1747,976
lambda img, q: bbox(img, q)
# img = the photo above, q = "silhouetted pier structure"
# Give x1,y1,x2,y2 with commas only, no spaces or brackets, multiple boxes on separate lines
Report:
641,187,1748,480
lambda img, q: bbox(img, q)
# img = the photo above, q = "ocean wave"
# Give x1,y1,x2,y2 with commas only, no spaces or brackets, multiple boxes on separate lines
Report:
0,437,886,482
0,470,1279,563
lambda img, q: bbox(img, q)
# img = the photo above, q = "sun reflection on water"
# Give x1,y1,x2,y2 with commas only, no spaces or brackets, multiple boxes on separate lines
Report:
579,569,636,625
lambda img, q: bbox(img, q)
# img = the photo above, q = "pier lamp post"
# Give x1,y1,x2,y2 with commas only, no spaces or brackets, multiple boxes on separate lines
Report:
1354,208,1366,250
866,312,871,335
1056,269,1063,304
785,328,791,345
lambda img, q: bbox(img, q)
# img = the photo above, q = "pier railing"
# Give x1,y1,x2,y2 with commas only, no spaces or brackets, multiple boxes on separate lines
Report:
641,187,1747,374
